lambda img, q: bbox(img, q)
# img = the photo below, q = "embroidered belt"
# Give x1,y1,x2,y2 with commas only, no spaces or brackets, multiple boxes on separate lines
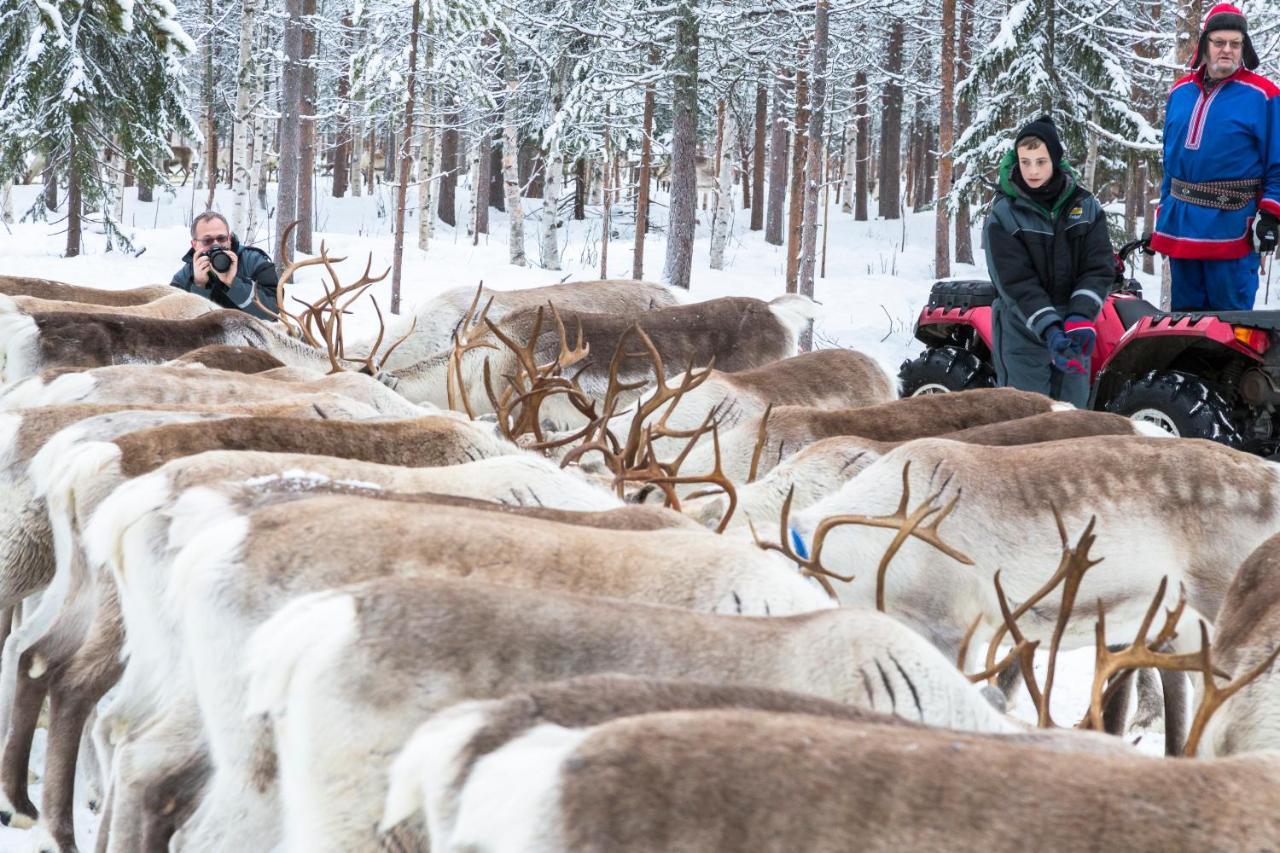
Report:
1170,178,1261,211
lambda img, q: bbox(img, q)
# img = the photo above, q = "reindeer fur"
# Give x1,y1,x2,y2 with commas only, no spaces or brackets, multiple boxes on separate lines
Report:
242,576,1015,852
0,277,173,306
439,707,1280,853
383,674,1131,844
0,362,430,417
790,435,1279,669
688,410,1168,529
1202,532,1280,756
379,294,819,423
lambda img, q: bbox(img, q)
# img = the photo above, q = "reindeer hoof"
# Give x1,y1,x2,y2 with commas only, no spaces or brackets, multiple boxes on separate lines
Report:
0,809,11,826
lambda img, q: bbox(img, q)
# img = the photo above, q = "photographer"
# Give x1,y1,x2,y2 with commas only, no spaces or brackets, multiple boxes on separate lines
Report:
171,211,280,319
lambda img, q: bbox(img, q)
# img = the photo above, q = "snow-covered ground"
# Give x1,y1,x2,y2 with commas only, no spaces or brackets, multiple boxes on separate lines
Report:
0,179,1171,851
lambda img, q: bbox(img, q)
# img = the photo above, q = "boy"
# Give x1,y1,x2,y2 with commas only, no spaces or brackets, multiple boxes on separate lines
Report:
984,115,1115,408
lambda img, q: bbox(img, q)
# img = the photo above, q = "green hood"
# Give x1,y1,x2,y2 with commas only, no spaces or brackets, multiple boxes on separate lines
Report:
997,147,1078,217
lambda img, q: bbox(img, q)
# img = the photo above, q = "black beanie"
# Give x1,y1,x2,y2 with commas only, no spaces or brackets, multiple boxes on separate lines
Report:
1015,115,1064,167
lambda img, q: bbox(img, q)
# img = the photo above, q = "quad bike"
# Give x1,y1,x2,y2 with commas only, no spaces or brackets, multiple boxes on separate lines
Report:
899,240,1280,455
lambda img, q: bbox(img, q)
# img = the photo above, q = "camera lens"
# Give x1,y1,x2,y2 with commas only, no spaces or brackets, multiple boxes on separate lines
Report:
210,249,233,274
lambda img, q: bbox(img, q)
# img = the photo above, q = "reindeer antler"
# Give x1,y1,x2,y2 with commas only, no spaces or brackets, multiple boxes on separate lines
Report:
750,462,973,605
446,284,499,417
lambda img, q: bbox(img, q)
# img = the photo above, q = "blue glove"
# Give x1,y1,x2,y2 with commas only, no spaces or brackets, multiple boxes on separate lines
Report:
1063,314,1097,358
1045,325,1085,375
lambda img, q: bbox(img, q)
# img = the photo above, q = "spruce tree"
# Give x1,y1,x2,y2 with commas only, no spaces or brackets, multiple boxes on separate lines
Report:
0,0,195,254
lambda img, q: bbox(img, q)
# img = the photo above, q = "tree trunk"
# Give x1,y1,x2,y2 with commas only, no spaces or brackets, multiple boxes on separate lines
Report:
764,68,789,246
391,0,422,315
540,142,563,270
137,170,153,204
384,127,396,182
43,164,56,211
709,109,736,270
503,54,525,266
351,120,364,197
573,157,587,220
798,0,828,351
276,0,304,266
204,0,217,211
878,20,904,219
841,121,853,213
953,0,974,265
233,0,261,234
66,142,81,257
919,122,936,212
1142,163,1156,276
935,0,956,278
632,59,656,279
1124,150,1139,239
740,126,751,211
489,135,504,210
475,134,491,236
602,112,612,279
662,1,699,290
467,137,481,240
417,125,437,250
438,110,458,226
1,181,11,224
332,12,354,199
853,71,869,221
785,53,809,293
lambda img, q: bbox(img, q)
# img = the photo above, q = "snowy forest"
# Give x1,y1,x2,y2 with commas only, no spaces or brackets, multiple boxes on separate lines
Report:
6,0,1276,303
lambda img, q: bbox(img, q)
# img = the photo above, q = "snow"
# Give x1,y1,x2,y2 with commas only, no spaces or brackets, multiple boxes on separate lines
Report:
0,177,1173,850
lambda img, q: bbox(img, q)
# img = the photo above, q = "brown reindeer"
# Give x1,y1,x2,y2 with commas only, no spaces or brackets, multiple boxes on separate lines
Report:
381,673,1132,845
379,294,819,423
1202,532,1280,756
0,277,173,306
232,564,1011,853
428,706,1280,853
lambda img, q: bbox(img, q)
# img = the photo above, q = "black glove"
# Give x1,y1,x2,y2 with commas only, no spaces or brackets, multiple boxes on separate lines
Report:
1256,213,1279,255
1139,233,1156,256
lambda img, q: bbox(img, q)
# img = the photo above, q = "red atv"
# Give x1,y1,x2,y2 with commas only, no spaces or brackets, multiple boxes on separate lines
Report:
899,240,1280,453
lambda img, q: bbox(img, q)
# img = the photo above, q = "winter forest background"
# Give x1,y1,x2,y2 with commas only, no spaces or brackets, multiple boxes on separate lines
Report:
3,0,1278,315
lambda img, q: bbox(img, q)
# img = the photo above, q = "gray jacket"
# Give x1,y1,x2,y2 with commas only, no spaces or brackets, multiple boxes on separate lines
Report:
171,236,279,320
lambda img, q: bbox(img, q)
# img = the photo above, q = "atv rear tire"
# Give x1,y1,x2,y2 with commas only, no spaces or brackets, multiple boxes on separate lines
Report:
898,346,996,397
1105,370,1243,447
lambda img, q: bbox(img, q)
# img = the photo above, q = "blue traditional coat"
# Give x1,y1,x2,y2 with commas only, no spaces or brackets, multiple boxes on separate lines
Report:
1152,66,1280,260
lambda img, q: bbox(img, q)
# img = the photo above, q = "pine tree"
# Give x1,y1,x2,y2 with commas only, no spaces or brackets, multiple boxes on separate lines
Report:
0,0,194,255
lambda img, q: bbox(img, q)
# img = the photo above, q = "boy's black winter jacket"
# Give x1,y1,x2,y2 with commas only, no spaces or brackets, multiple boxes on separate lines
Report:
983,148,1115,340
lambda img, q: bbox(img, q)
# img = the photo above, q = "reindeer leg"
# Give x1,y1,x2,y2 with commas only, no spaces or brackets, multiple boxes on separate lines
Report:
1130,667,1166,730
92,787,113,853
1101,669,1137,736
39,653,124,853
0,651,48,826
1160,670,1189,757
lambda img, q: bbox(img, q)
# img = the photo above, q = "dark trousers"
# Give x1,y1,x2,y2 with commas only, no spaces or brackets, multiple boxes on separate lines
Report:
1170,254,1259,311
992,299,1090,408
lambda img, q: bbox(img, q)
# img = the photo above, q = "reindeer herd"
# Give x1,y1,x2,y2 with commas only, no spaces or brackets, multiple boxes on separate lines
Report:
0,245,1276,852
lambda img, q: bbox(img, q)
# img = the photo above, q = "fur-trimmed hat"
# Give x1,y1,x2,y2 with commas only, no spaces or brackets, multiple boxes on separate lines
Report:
1190,3,1258,71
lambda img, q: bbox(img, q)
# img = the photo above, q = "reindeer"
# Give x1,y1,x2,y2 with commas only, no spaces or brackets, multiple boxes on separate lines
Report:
635,387,1072,503
167,345,287,374
381,279,679,371
99,473,849,845
421,704,1280,853
0,277,174,306
378,294,819,424
240,572,1016,852
0,362,430,417
17,449,638,852
547,347,895,464
687,410,1166,530
1201,532,1280,756
162,145,193,184
0,290,216,321
81,472,823,853
783,435,1280,681
381,673,1133,846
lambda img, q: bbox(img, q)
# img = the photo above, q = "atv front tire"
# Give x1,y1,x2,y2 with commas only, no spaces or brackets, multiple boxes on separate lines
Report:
898,346,996,397
1105,370,1243,447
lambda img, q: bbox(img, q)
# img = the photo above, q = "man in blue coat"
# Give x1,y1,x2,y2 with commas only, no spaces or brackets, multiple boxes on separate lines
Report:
171,211,280,320
1150,3,1280,311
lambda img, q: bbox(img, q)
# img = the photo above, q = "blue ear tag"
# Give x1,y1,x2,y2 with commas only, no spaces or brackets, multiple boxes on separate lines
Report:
789,528,810,560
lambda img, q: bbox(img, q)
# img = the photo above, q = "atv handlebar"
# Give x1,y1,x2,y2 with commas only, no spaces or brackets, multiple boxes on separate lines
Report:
1116,239,1146,264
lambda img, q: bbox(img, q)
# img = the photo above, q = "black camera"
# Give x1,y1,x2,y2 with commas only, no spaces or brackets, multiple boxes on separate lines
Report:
203,245,233,275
